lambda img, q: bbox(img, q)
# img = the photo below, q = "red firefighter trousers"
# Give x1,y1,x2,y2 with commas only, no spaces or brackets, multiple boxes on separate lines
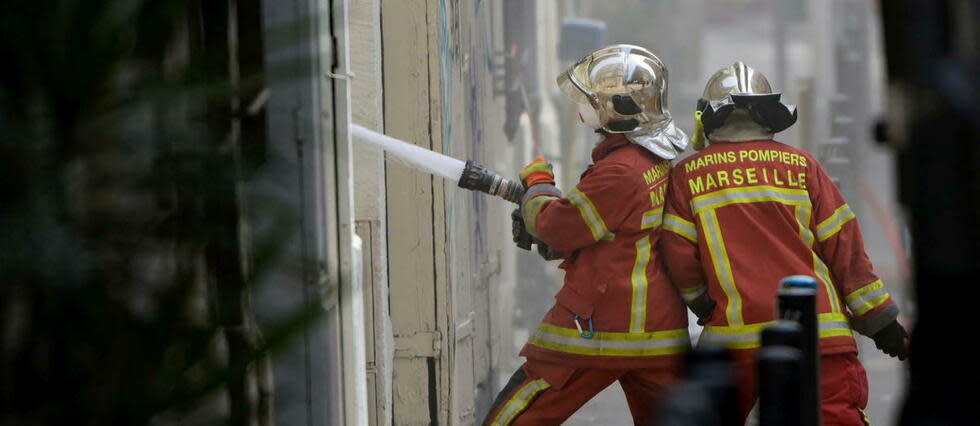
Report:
482,358,682,426
732,350,871,425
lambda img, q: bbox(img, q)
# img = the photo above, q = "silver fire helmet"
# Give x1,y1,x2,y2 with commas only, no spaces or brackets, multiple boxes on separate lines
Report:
696,62,798,141
557,44,688,159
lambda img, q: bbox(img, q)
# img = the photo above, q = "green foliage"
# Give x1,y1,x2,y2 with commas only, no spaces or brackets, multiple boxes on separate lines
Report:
0,1,313,424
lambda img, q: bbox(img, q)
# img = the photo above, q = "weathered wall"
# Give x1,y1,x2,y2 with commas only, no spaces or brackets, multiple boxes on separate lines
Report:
350,0,393,425
380,1,450,424
357,1,578,424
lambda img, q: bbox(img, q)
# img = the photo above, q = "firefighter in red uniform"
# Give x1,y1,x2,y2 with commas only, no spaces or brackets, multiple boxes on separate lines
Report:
661,62,909,425
482,45,691,426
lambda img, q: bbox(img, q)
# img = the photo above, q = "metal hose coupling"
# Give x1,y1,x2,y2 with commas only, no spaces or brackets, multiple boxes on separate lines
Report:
457,160,525,204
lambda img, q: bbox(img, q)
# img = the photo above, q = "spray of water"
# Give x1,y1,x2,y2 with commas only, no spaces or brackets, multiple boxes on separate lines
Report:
351,124,466,182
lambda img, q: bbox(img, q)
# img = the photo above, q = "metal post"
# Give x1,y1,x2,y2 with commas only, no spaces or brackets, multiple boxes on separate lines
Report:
758,346,803,426
658,348,738,426
686,348,739,426
778,275,819,426
762,320,804,352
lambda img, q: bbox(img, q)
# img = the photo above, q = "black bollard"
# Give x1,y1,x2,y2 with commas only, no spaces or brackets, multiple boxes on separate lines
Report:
656,381,717,426
761,320,804,351
778,275,819,426
685,348,739,426
758,346,803,426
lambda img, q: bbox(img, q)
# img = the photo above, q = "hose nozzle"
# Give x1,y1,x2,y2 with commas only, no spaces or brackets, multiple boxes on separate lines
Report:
457,160,525,204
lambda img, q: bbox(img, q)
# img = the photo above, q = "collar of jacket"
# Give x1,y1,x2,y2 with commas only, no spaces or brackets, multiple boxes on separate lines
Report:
591,133,631,162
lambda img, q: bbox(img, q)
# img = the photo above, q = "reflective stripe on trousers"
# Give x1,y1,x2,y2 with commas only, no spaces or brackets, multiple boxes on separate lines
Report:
488,378,551,426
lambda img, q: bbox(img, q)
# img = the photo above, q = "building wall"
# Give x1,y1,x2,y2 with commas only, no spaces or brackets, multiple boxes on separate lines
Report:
351,1,571,424
350,0,393,425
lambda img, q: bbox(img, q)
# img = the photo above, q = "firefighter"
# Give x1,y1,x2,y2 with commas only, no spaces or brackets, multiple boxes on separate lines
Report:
661,62,909,424
482,45,691,426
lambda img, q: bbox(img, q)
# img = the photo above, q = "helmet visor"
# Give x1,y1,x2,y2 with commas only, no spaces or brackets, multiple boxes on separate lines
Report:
556,57,595,106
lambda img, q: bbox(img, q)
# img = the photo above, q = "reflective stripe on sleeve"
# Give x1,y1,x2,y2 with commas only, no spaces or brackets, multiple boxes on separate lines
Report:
691,185,811,215
489,379,551,426
664,213,698,243
641,207,664,230
527,324,690,357
522,195,559,237
816,204,856,241
701,210,743,325
679,285,707,303
630,236,652,333
845,279,891,316
567,188,614,241
698,313,854,349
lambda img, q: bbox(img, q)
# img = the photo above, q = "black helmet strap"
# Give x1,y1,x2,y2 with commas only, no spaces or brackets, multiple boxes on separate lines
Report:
697,93,798,135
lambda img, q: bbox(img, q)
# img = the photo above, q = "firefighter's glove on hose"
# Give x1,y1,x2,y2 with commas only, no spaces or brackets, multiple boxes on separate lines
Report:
536,242,564,261
511,209,563,260
520,156,556,187
689,292,716,326
872,320,909,360
511,209,533,250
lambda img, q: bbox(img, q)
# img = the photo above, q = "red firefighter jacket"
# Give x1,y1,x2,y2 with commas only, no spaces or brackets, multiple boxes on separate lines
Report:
518,134,690,369
662,140,899,355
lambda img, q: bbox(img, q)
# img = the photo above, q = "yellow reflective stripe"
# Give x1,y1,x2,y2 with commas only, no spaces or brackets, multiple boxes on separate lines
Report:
814,256,842,313
700,321,772,350
691,185,811,215
664,213,698,243
702,210,742,325
641,206,663,230
490,379,551,426
567,188,613,241
522,195,558,237
679,285,707,303
527,324,690,357
845,279,891,316
859,408,873,426
699,313,853,349
797,205,842,314
630,236,652,332
816,204,856,241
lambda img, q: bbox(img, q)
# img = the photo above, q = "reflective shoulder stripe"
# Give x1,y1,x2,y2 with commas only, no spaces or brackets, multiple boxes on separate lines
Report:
845,279,891,316
698,313,854,349
490,379,551,426
664,213,698,243
527,324,690,357
567,188,613,241
641,206,664,230
522,195,559,237
816,204,856,242
691,185,811,215
679,285,707,303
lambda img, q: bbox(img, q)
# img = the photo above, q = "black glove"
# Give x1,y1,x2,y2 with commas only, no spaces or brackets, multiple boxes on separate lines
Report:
536,241,564,261
872,320,909,360
689,291,716,326
511,209,533,250
512,209,563,260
